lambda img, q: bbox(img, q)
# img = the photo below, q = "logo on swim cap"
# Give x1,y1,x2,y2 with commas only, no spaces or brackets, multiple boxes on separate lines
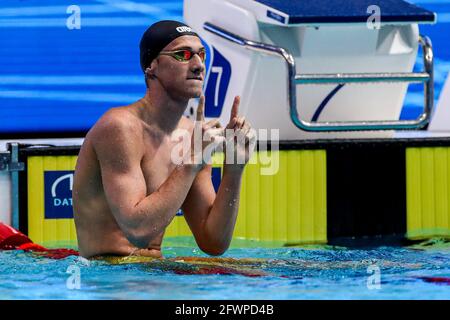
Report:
176,26,193,33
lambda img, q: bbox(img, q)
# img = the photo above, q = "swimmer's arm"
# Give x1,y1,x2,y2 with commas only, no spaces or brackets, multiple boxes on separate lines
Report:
92,113,202,248
182,164,243,256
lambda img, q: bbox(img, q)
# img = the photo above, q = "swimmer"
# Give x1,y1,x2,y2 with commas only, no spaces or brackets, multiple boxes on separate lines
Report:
73,20,256,259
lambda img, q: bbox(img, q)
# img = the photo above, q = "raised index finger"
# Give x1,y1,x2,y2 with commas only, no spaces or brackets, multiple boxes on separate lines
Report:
229,96,240,122
196,95,205,122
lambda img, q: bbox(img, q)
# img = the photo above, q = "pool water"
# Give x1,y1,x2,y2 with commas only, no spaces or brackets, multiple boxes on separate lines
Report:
0,238,449,300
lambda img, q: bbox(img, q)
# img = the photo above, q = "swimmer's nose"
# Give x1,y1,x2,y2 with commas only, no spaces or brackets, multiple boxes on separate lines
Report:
190,54,205,74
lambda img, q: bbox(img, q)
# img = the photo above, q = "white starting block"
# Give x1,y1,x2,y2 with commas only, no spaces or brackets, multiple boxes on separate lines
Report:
184,0,437,139
429,73,450,132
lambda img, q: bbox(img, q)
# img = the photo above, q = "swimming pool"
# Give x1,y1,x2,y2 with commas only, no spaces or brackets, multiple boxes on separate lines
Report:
1,238,448,300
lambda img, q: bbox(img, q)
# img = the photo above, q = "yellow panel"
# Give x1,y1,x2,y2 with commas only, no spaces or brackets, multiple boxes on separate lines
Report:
167,149,327,245
260,151,274,241
406,148,421,232
421,150,435,229
435,149,449,230
448,147,450,231
273,152,287,242
43,157,56,243
28,155,77,246
246,155,260,240
27,149,327,246
287,151,301,242
314,152,327,242
406,147,450,239
300,151,314,241
28,157,44,244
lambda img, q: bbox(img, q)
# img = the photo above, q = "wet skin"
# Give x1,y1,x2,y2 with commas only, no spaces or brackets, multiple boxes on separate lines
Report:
73,35,254,259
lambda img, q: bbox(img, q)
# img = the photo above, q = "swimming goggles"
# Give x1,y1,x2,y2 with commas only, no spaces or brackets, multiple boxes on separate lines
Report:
159,48,206,63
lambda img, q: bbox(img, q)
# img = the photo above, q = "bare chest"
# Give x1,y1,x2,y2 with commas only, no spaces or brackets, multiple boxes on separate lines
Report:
140,140,179,194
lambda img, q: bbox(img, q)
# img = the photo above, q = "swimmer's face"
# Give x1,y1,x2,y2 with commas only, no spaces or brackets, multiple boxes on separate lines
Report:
151,35,205,100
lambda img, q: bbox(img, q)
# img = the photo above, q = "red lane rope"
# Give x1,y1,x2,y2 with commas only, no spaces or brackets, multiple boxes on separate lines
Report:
0,222,78,259
418,276,450,285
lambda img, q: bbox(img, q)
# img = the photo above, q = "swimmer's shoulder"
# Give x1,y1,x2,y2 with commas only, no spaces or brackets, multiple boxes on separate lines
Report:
87,106,143,150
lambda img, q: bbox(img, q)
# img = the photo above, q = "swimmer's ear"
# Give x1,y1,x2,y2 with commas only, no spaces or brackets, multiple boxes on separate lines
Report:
145,62,158,80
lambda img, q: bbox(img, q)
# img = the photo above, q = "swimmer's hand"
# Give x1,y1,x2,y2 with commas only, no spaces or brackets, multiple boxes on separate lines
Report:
224,96,257,170
189,95,226,167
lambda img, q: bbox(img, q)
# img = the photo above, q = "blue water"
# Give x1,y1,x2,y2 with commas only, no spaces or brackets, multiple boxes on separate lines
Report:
1,238,449,300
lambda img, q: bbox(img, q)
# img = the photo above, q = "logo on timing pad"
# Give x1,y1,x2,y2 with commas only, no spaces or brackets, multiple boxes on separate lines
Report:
44,171,74,219
176,26,193,33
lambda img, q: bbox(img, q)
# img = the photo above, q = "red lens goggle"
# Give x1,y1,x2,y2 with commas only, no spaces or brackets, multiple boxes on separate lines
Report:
160,49,206,63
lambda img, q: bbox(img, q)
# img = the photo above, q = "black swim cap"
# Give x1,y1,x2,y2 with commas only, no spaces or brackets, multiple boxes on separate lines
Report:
139,20,200,72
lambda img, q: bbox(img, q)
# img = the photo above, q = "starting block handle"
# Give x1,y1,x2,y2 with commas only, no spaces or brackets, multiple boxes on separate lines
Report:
204,22,434,132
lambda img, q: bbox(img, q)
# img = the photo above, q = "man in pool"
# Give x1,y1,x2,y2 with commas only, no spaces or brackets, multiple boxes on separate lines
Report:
73,20,256,259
